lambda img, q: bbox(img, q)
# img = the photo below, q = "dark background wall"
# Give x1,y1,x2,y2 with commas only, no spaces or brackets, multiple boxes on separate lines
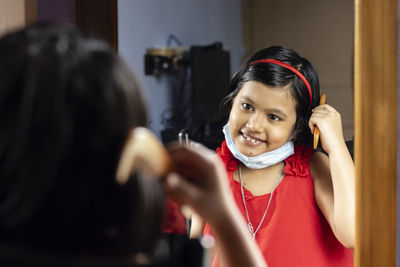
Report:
38,0,75,24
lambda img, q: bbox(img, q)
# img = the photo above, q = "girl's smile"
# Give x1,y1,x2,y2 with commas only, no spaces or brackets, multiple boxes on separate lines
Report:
240,131,265,146
229,81,297,156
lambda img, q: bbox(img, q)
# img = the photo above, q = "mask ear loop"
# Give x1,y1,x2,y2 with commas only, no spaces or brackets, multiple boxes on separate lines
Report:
288,132,297,143
287,119,299,143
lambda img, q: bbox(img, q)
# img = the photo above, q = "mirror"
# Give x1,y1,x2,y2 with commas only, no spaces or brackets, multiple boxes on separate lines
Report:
243,1,398,266
0,0,397,266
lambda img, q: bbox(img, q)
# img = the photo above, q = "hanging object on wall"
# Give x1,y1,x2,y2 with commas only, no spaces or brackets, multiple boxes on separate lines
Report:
144,46,188,75
144,40,230,150
144,41,230,124
189,42,230,124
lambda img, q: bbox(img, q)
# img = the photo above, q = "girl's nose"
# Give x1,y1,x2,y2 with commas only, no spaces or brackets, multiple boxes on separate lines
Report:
247,112,266,132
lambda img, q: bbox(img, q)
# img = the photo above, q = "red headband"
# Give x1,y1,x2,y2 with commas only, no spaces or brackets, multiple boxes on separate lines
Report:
249,59,312,110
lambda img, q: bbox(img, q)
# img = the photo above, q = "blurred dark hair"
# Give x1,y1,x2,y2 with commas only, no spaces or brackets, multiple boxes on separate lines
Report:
0,23,163,258
223,46,320,144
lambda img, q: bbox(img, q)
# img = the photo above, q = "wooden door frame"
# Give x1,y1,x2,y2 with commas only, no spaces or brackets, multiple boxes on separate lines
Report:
0,0,37,36
354,0,397,266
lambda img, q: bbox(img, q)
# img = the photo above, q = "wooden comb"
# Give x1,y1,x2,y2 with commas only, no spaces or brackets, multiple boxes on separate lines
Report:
313,94,326,150
116,127,173,184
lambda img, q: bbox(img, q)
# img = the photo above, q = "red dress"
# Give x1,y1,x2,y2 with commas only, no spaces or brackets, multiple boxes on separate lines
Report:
204,141,353,267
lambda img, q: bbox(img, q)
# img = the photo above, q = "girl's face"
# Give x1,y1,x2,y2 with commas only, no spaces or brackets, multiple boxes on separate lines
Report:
229,81,297,157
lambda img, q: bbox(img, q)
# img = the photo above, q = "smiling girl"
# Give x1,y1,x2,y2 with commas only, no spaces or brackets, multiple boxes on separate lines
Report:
193,46,355,267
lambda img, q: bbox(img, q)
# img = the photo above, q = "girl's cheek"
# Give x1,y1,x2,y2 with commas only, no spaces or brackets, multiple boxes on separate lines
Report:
270,127,290,142
229,111,239,124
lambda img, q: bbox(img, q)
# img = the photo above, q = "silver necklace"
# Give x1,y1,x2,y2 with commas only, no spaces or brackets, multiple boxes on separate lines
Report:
238,163,284,240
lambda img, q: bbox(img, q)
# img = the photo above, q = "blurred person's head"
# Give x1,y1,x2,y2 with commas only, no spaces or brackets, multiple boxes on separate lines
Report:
0,23,163,259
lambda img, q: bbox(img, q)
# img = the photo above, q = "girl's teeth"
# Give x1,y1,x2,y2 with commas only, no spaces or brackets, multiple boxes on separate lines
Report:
245,135,259,144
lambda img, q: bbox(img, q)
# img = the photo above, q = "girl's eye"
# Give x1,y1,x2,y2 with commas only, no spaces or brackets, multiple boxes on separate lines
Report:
241,103,254,111
269,114,280,121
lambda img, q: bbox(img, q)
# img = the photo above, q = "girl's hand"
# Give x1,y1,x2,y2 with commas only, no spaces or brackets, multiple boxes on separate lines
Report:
165,143,235,227
165,143,269,267
308,104,345,154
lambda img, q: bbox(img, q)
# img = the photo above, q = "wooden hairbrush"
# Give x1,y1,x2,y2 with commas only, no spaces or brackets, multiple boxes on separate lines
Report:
116,127,173,184
313,94,326,150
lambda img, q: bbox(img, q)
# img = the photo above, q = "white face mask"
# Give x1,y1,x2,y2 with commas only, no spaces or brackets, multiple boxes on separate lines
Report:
223,123,294,169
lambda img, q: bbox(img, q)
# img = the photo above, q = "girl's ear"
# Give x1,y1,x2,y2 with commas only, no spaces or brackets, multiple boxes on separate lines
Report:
288,127,298,142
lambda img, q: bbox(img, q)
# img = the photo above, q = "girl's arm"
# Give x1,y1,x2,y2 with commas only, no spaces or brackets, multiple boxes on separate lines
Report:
308,104,355,249
166,144,268,267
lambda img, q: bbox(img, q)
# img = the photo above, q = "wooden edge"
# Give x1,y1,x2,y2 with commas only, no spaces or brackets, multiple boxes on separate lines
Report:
24,0,37,25
354,0,397,266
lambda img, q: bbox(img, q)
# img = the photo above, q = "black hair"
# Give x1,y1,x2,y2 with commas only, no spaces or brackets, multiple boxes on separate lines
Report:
0,23,163,258
223,46,320,144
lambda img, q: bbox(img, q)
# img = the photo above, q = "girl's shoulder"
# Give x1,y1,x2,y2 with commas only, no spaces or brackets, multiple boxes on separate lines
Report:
216,140,239,172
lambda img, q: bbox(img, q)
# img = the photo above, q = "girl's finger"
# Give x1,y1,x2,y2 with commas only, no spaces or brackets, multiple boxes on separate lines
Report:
308,114,326,134
309,121,316,134
313,103,335,112
168,145,221,176
165,172,201,207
